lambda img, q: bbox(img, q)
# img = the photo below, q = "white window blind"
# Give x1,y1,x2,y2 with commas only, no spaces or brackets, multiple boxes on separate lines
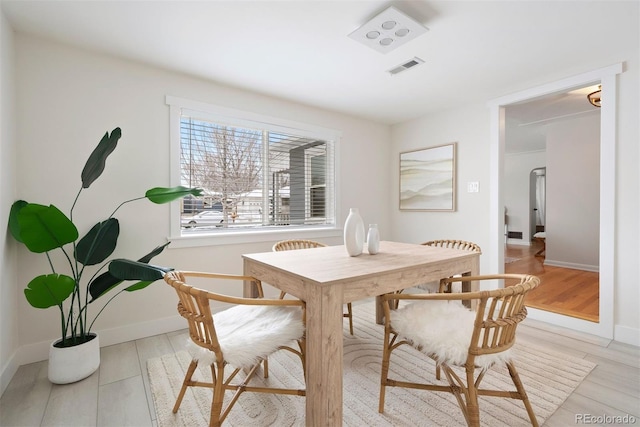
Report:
178,111,336,234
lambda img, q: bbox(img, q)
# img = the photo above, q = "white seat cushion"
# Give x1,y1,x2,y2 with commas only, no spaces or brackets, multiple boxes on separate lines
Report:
390,301,511,370
186,304,304,369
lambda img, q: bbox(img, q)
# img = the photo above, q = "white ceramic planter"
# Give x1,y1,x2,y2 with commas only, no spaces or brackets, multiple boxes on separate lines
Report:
48,333,100,384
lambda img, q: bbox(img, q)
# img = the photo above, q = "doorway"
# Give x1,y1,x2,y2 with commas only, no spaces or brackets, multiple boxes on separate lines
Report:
488,63,621,339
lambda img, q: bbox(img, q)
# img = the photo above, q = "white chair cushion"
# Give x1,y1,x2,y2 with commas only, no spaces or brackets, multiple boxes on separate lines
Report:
186,304,304,369
390,300,511,370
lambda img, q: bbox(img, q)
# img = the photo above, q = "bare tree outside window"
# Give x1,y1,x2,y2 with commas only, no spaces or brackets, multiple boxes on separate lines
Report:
181,120,262,226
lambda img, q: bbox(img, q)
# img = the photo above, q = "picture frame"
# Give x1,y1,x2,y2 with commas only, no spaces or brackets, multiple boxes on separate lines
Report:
399,143,457,211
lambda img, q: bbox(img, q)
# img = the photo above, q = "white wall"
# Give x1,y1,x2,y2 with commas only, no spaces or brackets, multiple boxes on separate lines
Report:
390,104,491,275
613,55,640,344
0,9,19,394
504,150,546,245
545,115,600,269
10,34,390,367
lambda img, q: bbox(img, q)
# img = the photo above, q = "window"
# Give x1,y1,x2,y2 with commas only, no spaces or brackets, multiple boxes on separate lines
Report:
167,97,338,238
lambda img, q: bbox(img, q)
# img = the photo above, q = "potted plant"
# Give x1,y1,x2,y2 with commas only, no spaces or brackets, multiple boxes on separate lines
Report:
8,127,202,383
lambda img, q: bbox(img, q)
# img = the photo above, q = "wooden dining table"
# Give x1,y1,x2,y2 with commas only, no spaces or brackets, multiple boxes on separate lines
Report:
242,240,480,426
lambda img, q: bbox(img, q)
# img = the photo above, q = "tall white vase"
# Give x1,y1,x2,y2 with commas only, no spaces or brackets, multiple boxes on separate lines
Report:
344,208,365,256
367,224,380,255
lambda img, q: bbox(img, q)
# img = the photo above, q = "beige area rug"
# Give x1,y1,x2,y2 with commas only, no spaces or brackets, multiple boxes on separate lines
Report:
505,257,521,264
148,302,596,426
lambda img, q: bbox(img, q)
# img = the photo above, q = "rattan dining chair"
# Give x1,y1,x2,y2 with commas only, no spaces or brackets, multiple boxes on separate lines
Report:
273,239,354,335
389,239,482,323
379,274,541,427
164,271,306,427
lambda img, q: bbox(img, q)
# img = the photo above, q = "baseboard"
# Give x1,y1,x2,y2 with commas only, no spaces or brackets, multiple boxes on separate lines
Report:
0,350,19,398
614,324,640,347
506,239,530,246
14,314,186,368
544,259,599,272
1,315,185,397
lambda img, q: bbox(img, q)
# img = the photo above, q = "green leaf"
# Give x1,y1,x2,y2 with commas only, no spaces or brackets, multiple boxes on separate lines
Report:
17,204,78,253
124,281,154,292
145,186,203,204
75,218,119,266
81,127,122,189
88,242,171,301
88,270,121,302
8,200,28,243
108,259,172,281
137,241,171,263
24,274,76,309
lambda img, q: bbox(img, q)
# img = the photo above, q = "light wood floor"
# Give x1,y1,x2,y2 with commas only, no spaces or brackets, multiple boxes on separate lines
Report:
505,241,599,322
1,300,638,426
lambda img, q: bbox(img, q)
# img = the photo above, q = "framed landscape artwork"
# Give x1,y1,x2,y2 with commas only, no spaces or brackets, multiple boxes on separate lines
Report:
399,143,457,211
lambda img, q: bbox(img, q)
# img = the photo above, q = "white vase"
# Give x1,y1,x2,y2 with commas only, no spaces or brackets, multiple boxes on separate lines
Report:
367,224,380,255
344,208,365,256
48,333,100,384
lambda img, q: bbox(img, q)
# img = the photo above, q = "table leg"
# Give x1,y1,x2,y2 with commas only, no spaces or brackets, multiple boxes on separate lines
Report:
461,272,472,309
375,295,384,324
243,258,261,298
305,285,344,426
461,256,480,310
375,294,399,324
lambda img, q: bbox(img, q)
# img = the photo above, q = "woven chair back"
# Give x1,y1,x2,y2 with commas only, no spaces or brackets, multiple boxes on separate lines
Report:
422,239,482,254
466,274,539,359
273,239,327,252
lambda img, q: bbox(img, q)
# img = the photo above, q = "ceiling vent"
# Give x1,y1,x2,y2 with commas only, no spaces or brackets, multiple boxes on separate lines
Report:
388,57,424,75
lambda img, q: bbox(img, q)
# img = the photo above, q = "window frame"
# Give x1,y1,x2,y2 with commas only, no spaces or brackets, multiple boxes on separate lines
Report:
166,96,342,247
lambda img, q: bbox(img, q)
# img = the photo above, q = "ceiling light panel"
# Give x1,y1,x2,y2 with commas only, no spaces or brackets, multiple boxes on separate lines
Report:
348,6,429,54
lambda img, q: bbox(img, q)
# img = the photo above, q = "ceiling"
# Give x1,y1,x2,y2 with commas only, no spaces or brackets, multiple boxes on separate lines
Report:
1,1,637,125
504,84,602,153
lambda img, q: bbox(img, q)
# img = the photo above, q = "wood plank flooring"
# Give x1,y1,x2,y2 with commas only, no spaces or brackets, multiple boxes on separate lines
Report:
505,241,599,322
1,299,637,426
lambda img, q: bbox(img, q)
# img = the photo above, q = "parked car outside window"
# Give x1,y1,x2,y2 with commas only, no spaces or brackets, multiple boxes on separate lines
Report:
181,211,224,229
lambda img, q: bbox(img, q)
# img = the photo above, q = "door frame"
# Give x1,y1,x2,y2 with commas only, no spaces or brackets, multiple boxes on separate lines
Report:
488,63,622,339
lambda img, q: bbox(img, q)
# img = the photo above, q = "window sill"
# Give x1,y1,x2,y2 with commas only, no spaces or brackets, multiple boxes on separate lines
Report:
168,226,342,248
